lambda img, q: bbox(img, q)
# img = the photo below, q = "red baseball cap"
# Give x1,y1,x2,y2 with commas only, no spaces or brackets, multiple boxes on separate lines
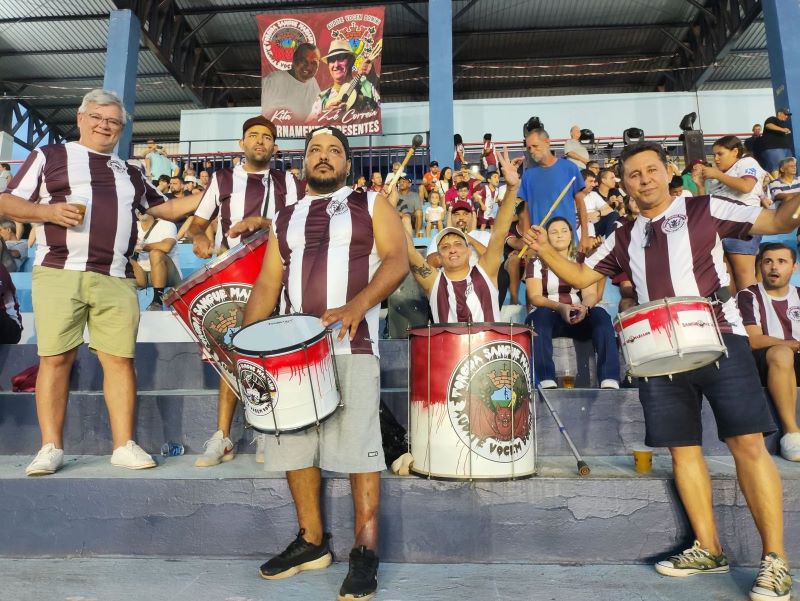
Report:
450,201,474,213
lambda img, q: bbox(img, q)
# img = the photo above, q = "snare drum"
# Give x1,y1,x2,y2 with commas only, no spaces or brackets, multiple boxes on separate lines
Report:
408,323,536,480
232,314,341,434
614,296,726,378
164,231,267,388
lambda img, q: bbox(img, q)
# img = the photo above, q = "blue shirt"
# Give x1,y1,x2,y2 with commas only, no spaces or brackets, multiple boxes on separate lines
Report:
518,158,583,229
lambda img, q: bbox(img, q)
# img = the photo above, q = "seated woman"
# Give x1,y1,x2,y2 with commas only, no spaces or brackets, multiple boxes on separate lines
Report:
526,217,620,389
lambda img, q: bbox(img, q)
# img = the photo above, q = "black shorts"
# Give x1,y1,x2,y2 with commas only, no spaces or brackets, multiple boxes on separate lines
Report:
0,312,21,344
638,333,776,447
752,346,800,386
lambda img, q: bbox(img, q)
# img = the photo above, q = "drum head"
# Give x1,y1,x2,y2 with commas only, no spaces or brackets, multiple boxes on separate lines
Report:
233,314,325,355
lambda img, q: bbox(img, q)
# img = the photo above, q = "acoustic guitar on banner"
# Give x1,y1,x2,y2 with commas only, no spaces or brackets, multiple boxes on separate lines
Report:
325,40,383,110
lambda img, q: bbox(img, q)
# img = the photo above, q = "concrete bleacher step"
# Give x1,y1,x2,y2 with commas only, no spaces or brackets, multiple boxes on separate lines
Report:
0,454,798,567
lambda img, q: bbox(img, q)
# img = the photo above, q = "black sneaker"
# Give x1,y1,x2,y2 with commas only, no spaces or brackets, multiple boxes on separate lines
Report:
258,529,333,580
338,546,379,601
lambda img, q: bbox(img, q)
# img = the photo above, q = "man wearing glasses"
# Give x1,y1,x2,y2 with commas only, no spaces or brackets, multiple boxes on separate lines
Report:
523,140,798,601
0,89,202,476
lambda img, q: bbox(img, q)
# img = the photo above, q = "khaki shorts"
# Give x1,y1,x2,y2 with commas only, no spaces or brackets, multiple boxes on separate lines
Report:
32,266,140,358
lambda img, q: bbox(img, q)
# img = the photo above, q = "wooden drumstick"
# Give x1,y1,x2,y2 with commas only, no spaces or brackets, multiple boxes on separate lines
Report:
791,198,800,221
385,134,424,189
517,176,576,257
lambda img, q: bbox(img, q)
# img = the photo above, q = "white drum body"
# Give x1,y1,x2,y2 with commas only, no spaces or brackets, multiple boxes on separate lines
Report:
615,296,726,378
232,314,341,433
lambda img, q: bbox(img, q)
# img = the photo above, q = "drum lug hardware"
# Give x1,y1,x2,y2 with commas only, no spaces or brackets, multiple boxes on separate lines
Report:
643,376,649,382
668,374,673,381
715,361,720,369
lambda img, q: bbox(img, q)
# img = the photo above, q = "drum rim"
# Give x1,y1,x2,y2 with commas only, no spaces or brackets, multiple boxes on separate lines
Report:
408,466,535,481
246,399,340,434
163,230,269,304
232,312,328,356
408,321,534,336
615,295,713,320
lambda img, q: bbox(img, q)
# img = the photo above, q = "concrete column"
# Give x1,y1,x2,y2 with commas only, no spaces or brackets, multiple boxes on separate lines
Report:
427,0,454,167
103,9,140,159
762,0,800,153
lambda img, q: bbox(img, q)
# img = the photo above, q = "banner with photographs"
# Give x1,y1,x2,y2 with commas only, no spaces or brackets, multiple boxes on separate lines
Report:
257,8,385,138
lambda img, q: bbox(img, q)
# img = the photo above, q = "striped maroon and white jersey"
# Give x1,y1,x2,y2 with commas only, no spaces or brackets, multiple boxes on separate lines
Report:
274,186,381,356
0,264,21,328
430,264,499,323
585,195,761,335
7,142,166,278
526,258,581,304
737,284,800,341
194,165,303,249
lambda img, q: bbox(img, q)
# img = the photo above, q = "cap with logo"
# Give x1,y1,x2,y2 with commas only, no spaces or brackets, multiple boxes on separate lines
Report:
434,227,469,248
305,126,351,160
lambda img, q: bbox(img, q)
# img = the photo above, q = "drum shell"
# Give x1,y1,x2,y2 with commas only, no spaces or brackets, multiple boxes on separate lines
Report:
408,323,535,480
164,232,267,387
614,296,726,378
232,316,341,433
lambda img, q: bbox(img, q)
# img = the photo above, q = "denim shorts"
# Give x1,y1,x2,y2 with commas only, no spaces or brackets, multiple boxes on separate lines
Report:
722,235,761,256
637,334,776,447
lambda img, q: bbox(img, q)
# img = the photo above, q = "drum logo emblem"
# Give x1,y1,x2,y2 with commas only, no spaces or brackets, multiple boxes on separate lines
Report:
237,360,278,416
262,19,316,71
446,341,532,463
189,283,252,373
662,214,687,234
787,306,800,322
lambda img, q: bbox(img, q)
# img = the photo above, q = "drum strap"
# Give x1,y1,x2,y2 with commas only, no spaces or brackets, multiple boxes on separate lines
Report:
708,287,732,304
141,219,160,243
261,171,273,219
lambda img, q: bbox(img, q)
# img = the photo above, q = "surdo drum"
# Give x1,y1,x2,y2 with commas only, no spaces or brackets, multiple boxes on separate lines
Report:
408,323,536,480
231,314,342,434
164,231,268,389
614,296,727,378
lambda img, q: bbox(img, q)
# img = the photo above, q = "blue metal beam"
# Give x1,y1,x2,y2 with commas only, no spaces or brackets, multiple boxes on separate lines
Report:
763,0,799,153
103,9,140,159
428,0,453,168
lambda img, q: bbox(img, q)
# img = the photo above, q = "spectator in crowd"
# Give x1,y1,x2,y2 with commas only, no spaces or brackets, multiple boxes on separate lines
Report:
694,135,767,292
155,174,170,195
435,166,453,198
745,123,763,163
768,157,800,205
669,176,691,198
737,243,800,462
188,116,303,469
420,160,440,201
425,191,445,237
458,162,484,192
761,108,794,174
353,175,367,193
368,171,383,194
583,170,619,239
454,133,465,170
130,211,182,311
586,160,600,176
501,202,530,306
481,133,498,175
167,176,187,198
426,200,487,269
309,40,379,117
476,170,501,230
144,141,178,185
0,162,11,192
681,159,704,195
0,219,27,271
564,125,590,168
526,216,620,390
0,88,200,476
517,127,590,254
396,175,422,237
0,261,21,343
199,170,211,189
261,42,321,121
445,181,472,213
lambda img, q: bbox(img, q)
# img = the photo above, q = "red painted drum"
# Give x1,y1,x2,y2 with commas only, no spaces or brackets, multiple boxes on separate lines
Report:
231,314,341,434
408,323,536,480
164,230,268,389
614,296,726,378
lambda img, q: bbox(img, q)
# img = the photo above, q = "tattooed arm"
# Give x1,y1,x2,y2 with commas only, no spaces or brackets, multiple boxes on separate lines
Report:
405,230,437,295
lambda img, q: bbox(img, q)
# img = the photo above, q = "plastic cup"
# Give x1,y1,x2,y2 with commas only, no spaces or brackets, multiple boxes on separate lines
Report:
558,367,575,389
66,196,88,225
633,448,653,474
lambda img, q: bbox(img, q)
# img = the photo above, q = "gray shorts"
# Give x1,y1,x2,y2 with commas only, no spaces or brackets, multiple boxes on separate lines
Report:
262,354,385,474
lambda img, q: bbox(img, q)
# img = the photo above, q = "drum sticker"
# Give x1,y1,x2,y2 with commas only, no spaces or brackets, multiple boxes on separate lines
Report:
446,341,533,463
189,283,252,374
661,214,687,233
238,360,279,416
787,306,800,322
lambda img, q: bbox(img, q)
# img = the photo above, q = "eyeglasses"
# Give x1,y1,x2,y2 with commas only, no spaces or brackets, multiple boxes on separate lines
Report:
643,220,653,249
85,113,123,129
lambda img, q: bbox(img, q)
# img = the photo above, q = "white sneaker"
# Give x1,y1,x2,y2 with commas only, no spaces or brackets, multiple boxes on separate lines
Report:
539,380,558,389
255,434,266,464
111,440,156,470
195,430,235,467
600,379,620,390
26,443,64,476
779,432,800,462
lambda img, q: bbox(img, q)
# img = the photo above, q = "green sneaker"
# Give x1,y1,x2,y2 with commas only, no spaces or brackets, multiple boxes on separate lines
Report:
750,553,792,601
655,540,729,577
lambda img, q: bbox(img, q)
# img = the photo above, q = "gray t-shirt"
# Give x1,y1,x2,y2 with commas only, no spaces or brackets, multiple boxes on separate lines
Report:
397,192,421,214
563,139,589,168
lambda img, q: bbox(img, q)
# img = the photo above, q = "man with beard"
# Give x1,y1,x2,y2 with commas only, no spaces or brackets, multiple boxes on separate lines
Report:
187,116,303,468
261,43,322,122
403,149,519,321
309,40,379,118
243,126,407,601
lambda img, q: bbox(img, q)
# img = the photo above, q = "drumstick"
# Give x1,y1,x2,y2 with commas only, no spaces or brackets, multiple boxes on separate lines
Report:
385,134,424,189
517,176,576,258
